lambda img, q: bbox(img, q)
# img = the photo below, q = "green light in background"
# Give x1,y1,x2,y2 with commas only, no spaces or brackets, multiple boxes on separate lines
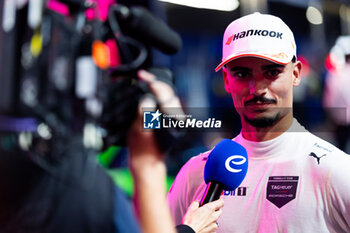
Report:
97,146,122,168
107,168,175,197
98,146,175,197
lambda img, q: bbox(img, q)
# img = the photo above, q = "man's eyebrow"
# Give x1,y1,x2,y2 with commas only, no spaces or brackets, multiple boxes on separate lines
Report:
230,66,252,72
261,64,286,70
229,64,285,72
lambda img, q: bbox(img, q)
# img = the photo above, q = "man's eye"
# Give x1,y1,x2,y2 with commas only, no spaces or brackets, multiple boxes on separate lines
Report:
266,69,281,77
234,72,250,79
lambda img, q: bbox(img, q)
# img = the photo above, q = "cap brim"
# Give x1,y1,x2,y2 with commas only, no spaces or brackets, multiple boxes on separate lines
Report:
215,53,291,72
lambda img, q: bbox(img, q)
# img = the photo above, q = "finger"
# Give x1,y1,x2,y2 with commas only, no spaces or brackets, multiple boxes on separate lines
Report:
138,70,176,100
188,200,200,211
137,69,185,122
149,81,176,104
215,198,225,207
199,222,219,233
128,96,156,146
211,198,224,211
137,69,170,96
132,95,157,133
203,199,222,213
203,209,222,226
138,95,157,113
137,69,157,83
209,209,223,223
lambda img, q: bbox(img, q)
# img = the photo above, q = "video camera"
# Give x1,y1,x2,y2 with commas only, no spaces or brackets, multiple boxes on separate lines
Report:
0,0,182,153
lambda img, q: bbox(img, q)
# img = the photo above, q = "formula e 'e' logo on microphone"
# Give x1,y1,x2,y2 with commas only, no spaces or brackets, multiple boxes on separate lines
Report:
143,110,162,129
225,155,247,173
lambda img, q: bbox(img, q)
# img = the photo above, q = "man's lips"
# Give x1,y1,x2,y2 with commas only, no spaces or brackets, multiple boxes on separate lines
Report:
246,101,273,106
244,98,277,112
245,103,273,112
244,97,277,107
245,101,276,108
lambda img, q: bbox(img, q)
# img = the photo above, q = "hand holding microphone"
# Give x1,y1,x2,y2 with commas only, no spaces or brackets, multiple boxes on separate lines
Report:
200,139,248,206
182,199,224,233
179,139,248,233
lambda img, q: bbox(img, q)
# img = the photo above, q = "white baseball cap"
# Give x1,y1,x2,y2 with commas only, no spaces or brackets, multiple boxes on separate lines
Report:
215,12,297,72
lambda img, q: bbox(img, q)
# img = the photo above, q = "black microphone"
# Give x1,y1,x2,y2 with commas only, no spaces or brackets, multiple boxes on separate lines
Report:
200,139,248,206
114,5,182,54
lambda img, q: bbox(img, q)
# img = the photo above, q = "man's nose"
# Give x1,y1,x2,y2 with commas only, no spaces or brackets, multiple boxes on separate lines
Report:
249,79,267,96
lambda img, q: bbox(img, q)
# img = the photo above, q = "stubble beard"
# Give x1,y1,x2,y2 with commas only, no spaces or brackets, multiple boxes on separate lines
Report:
243,112,281,128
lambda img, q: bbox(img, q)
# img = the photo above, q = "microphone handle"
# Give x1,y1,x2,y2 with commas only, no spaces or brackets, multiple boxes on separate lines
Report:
199,182,225,207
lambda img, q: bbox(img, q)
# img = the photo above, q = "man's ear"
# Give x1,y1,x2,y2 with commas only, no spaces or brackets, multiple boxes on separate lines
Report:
292,60,302,87
222,68,231,93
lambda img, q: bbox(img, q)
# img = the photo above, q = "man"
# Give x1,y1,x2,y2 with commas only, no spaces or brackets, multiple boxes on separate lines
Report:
167,12,350,232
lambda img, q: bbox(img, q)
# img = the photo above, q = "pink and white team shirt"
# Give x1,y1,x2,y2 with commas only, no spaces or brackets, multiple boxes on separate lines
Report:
167,119,350,233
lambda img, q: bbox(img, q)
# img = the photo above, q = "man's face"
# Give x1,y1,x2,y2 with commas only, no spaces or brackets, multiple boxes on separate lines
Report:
222,57,302,128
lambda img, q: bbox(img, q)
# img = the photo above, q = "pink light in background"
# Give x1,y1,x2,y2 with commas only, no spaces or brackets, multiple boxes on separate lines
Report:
46,0,69,16
86,0,117,21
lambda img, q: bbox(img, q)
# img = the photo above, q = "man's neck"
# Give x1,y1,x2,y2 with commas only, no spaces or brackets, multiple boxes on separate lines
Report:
241,113,293,142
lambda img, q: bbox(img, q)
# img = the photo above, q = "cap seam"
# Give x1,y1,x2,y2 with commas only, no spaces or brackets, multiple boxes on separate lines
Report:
215,53,292,72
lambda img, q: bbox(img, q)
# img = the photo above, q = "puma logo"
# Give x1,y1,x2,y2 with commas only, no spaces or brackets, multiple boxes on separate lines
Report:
309,152,327,165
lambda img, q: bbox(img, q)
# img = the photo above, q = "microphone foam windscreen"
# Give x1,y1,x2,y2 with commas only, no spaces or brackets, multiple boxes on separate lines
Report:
204,139,248,191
